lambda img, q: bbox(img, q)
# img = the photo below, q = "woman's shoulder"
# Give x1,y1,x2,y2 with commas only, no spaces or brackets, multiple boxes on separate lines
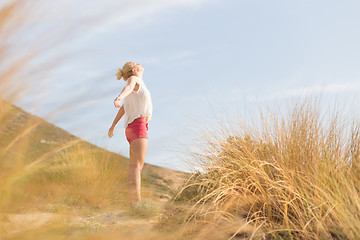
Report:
126,76,140,86
128,76,142,92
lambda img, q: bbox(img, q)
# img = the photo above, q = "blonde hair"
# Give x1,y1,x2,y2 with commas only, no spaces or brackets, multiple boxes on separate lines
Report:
116,62,136,81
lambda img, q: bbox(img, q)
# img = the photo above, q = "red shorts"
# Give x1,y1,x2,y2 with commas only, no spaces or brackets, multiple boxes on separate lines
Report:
125,117,149,143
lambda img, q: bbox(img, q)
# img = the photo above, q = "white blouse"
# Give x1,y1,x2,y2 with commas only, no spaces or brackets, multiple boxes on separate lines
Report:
123,77,153,128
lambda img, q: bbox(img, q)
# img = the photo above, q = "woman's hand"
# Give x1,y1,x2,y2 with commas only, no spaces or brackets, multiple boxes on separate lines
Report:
114,97,122,108
108,127,114,138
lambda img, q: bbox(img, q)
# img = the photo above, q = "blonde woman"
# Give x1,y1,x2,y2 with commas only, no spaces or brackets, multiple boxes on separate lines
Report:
108,62,153,206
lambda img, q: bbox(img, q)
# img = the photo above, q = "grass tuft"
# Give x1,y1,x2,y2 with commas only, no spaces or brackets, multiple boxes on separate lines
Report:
174,99,360,239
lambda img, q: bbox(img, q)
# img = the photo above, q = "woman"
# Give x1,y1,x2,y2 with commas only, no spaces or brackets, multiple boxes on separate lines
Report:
108,61,153,206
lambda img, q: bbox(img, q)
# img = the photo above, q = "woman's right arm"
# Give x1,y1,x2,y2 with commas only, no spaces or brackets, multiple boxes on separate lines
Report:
114,76,137,108
108,105,125,138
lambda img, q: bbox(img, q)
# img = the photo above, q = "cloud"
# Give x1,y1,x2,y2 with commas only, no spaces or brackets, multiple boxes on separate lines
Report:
61,0,210,41
23,0,214,59
251,82,360,102
171,50,197,60
129,50,197,66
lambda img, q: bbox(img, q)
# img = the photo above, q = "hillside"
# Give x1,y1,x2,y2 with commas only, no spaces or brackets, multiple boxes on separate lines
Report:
0,98,189,204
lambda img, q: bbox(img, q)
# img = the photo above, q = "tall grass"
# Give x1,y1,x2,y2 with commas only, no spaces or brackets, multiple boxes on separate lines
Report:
0,99,188,239
174,99,360,239
3,1,359,239
0,2,164,238
0,0,131,209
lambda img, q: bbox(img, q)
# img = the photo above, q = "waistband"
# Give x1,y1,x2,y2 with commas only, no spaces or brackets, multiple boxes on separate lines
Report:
129,117,148,125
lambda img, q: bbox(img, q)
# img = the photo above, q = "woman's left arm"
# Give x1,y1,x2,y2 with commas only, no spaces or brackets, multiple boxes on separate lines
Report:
108,105,125,138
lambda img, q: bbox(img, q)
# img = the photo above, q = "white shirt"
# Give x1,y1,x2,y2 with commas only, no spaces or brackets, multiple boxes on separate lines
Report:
123,77,153,128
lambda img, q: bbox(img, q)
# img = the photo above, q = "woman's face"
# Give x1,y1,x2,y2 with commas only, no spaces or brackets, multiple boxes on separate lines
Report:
131,62,144,73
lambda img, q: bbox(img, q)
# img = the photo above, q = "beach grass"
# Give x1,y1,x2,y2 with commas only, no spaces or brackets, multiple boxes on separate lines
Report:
173,99,360,239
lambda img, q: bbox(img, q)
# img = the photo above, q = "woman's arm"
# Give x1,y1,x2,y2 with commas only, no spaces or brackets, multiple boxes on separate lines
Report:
114,76,137,108
108,105,125,138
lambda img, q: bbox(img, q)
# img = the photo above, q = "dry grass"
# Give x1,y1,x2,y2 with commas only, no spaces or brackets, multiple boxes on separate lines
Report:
2,1,359,239
0,2,188,239
0,98,190,240
174,99,360,239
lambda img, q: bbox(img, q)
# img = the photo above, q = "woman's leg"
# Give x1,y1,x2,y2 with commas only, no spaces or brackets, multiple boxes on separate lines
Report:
127,138,148,205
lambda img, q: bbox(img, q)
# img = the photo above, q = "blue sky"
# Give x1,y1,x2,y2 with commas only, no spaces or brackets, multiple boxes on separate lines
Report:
4,0,360,172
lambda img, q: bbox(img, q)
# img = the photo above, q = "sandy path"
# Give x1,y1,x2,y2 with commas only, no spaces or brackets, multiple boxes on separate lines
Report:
0,207,156,239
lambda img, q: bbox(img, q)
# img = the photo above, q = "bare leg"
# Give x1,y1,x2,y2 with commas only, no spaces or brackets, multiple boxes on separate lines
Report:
127,138,148,206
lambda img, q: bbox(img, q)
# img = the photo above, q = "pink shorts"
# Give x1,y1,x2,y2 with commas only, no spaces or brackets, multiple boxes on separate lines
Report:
125,117,149,143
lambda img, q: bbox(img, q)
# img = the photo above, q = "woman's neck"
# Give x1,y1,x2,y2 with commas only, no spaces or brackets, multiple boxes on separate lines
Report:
133,72,143,78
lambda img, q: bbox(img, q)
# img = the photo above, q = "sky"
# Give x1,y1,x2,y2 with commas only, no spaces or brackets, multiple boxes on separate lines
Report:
2,0,360,172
